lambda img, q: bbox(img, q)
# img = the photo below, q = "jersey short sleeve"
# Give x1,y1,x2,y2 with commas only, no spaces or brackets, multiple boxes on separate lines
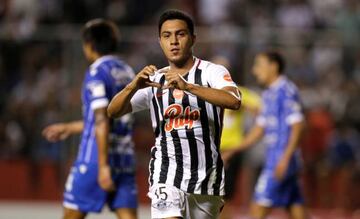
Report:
86,68,109,111
282,90,304,125
207,64,237,89
130,87,151,113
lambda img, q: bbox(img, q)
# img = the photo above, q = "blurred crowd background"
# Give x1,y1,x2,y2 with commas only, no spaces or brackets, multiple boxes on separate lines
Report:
0,0,359,214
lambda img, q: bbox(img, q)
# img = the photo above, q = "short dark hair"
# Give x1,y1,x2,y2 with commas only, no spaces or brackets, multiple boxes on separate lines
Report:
82,19,119,55
158,9,195,36
261,51,286,74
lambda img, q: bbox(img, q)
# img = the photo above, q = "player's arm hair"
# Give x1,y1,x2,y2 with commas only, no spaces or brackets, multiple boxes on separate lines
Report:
282,120,305,160
66,121,84,134
185,85,241,110
107,83,137,118
94,107,110,166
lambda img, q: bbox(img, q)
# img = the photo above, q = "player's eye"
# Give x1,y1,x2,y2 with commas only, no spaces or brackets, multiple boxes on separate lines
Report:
177,32,186,37
162,33,170,38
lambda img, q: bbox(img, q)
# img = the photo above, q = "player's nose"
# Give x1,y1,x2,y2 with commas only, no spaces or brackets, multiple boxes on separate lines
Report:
170,35,179,45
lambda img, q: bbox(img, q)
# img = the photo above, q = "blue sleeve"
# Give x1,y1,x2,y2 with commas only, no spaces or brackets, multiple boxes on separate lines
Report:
282,89,304,125
86,67,109,111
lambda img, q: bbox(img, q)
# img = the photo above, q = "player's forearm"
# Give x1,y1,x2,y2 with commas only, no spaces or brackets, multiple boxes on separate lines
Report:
238,125,264,150
185,84,241,110
107,83,137,118
65,121,84,134
282,121,304,160
95,119,110,166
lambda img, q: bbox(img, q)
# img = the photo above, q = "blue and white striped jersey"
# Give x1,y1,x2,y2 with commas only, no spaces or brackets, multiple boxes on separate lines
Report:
256,76,304,174
77,55,135,170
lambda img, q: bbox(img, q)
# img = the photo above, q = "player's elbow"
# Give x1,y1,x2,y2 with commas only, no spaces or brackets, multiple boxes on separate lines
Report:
228,98,241,110
107,104,118,118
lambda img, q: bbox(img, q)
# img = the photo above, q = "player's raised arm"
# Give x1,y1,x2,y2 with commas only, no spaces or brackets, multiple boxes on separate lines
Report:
107,65,160,118
185,84,241,110
42,120,83,142
163,67,241,110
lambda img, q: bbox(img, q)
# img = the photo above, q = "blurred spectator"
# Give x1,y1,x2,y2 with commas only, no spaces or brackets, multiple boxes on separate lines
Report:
309,0,342,27
197,0,231,25
301,107,334,207
327,124,360,210
335,0,360,76
276,0,314,29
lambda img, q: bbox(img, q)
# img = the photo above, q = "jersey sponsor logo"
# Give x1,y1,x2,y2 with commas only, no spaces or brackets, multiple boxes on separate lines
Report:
172,89,184,100
223,73,233,82
164,104,200,132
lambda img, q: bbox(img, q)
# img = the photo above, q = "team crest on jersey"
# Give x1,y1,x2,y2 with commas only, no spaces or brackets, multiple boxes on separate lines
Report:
164,104,200,132
223,72,233,82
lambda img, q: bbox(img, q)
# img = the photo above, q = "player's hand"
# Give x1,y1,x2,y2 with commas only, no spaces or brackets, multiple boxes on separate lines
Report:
131,65,161,89
42,123,71,142
98,165,115,192
163,69,189,90
221,149,238,167
274,157,290,181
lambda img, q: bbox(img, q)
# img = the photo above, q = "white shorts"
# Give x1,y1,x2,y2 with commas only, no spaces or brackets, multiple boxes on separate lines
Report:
148,183,224,219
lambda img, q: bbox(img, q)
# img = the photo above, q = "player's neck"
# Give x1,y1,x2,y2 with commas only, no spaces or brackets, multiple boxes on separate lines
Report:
267,74,281,88
90,53,101,63
169,56,195,75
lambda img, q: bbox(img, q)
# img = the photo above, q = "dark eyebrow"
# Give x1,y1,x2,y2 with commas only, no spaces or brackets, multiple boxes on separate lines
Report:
161,29,188,35
176,29,188,33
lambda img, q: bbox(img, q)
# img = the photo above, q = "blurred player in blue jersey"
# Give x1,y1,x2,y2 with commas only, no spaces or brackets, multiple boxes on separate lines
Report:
222,51,307,219
42,19,137,219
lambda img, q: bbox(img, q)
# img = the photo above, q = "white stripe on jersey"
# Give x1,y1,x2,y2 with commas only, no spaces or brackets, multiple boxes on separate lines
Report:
84,111,95,163
178,136,191,191
84,126,95,163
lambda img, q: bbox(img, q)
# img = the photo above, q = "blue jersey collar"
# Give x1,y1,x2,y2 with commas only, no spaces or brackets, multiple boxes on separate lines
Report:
91,55,118,69
269,76,286,90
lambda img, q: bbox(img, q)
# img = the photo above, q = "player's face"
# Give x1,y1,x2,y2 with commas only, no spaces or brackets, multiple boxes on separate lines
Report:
252,54,274,86
159,19,195,65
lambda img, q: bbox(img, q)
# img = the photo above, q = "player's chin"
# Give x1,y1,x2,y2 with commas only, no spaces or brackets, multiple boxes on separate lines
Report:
167,55,187,65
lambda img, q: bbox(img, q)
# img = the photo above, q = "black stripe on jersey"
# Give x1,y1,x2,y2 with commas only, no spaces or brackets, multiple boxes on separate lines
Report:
156,76,169,184
167,88,184,188
181,74,199,193
149,146,157,186
151,87,160,137
194,67,213,195
212,104,224,195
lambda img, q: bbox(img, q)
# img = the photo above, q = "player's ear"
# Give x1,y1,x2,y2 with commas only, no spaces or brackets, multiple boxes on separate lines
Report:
191,34,196,46
158,37,164,50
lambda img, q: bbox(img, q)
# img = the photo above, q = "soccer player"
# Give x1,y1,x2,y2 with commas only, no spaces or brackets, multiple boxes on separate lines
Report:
107,9,241,219
42,19,137,219
223,51,307,219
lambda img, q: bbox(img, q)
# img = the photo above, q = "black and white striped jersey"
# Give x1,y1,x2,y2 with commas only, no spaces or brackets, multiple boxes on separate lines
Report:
130,57,237,196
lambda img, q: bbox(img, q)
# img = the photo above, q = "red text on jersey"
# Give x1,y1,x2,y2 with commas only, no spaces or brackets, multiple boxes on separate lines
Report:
164,104,200,132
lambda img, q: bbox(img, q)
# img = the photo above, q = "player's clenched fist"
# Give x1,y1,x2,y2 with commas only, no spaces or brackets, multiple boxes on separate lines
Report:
163,69,189,90
130,65,161,89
